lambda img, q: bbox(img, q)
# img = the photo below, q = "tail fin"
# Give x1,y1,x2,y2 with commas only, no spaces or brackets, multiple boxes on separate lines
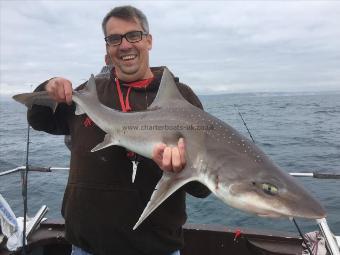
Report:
13,91,58,112
13,74,98,114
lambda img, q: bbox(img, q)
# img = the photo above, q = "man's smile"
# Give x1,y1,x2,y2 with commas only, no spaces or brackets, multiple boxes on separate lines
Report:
121,54,137,61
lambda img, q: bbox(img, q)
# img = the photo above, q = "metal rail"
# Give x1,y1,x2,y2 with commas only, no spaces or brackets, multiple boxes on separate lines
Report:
2,166,340,179
317,218,340,255
290,171,340,179
0,166,69,177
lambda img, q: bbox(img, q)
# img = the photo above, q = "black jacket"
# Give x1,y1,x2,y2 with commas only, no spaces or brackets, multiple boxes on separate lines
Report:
27,66,210,255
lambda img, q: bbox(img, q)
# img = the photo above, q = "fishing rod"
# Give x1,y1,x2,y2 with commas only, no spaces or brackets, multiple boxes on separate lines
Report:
234,104,256,143
20,123,30,255
233,104,314,255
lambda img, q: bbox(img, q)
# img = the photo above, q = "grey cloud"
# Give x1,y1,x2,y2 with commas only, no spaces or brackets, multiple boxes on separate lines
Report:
1,1,339,96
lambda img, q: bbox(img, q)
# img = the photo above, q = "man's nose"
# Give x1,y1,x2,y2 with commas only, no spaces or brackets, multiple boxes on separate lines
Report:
119,37,133,50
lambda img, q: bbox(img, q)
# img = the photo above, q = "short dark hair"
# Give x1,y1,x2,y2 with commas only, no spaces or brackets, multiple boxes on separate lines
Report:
102,5,149,36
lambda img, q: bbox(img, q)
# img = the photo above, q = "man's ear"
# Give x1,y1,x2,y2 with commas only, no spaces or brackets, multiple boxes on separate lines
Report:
105,53,110,65
105,45,111,65
147,34,153,50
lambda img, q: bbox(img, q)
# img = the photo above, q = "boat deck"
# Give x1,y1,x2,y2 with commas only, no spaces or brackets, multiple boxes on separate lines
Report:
1,219,303,255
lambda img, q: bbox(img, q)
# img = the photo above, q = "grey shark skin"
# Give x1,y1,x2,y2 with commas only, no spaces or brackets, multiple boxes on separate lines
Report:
13,68,326,230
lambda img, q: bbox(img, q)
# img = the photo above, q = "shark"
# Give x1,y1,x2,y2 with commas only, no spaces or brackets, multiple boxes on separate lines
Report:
13,68,326,230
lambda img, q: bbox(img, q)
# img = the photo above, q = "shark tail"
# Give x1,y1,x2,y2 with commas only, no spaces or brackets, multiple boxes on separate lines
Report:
133,168,198,230
12,91,58,112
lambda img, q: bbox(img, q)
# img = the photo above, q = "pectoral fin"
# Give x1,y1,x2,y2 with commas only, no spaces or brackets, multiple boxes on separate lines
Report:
133,168,197,230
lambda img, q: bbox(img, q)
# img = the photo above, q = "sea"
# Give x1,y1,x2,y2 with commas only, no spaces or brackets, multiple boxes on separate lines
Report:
0,91,339,236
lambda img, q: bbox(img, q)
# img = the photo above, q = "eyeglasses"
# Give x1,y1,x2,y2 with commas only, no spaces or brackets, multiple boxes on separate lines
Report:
104,31,148,46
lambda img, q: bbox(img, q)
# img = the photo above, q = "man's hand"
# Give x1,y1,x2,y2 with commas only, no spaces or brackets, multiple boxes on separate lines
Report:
152,138,186,172
45,77,73,105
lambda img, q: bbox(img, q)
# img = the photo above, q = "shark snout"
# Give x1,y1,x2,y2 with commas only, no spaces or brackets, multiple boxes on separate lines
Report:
281,187,326,219
224,180,326,219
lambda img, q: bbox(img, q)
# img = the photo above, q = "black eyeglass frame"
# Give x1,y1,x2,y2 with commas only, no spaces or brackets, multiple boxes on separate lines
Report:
104,31,149,46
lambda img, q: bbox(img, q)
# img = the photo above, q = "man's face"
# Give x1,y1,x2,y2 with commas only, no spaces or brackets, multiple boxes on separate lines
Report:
105,17,152,81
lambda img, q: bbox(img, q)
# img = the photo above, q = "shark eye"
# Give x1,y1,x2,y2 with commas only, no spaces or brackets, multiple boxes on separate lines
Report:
261,183,278,196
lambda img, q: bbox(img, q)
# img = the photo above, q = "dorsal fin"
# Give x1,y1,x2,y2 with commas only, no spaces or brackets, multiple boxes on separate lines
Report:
84,74,98,96
147,67,189,109
75,74,97,98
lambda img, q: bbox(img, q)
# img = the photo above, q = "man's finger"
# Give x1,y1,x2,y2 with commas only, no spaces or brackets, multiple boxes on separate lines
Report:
57,83,66,102
152,143,166,165
178,138,186,167
45,78,72,103
45,80,58,100
162,147,172,172
171,147,182,172
64,82,73,105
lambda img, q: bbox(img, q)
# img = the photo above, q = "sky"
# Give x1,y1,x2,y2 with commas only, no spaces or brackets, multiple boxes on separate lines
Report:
1,1,340,96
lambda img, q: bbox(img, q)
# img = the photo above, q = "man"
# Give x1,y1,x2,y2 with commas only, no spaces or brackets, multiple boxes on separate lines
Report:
27,5,210,255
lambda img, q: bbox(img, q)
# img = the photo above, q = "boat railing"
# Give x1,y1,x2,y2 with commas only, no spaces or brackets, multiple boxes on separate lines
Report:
2,165,340,179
